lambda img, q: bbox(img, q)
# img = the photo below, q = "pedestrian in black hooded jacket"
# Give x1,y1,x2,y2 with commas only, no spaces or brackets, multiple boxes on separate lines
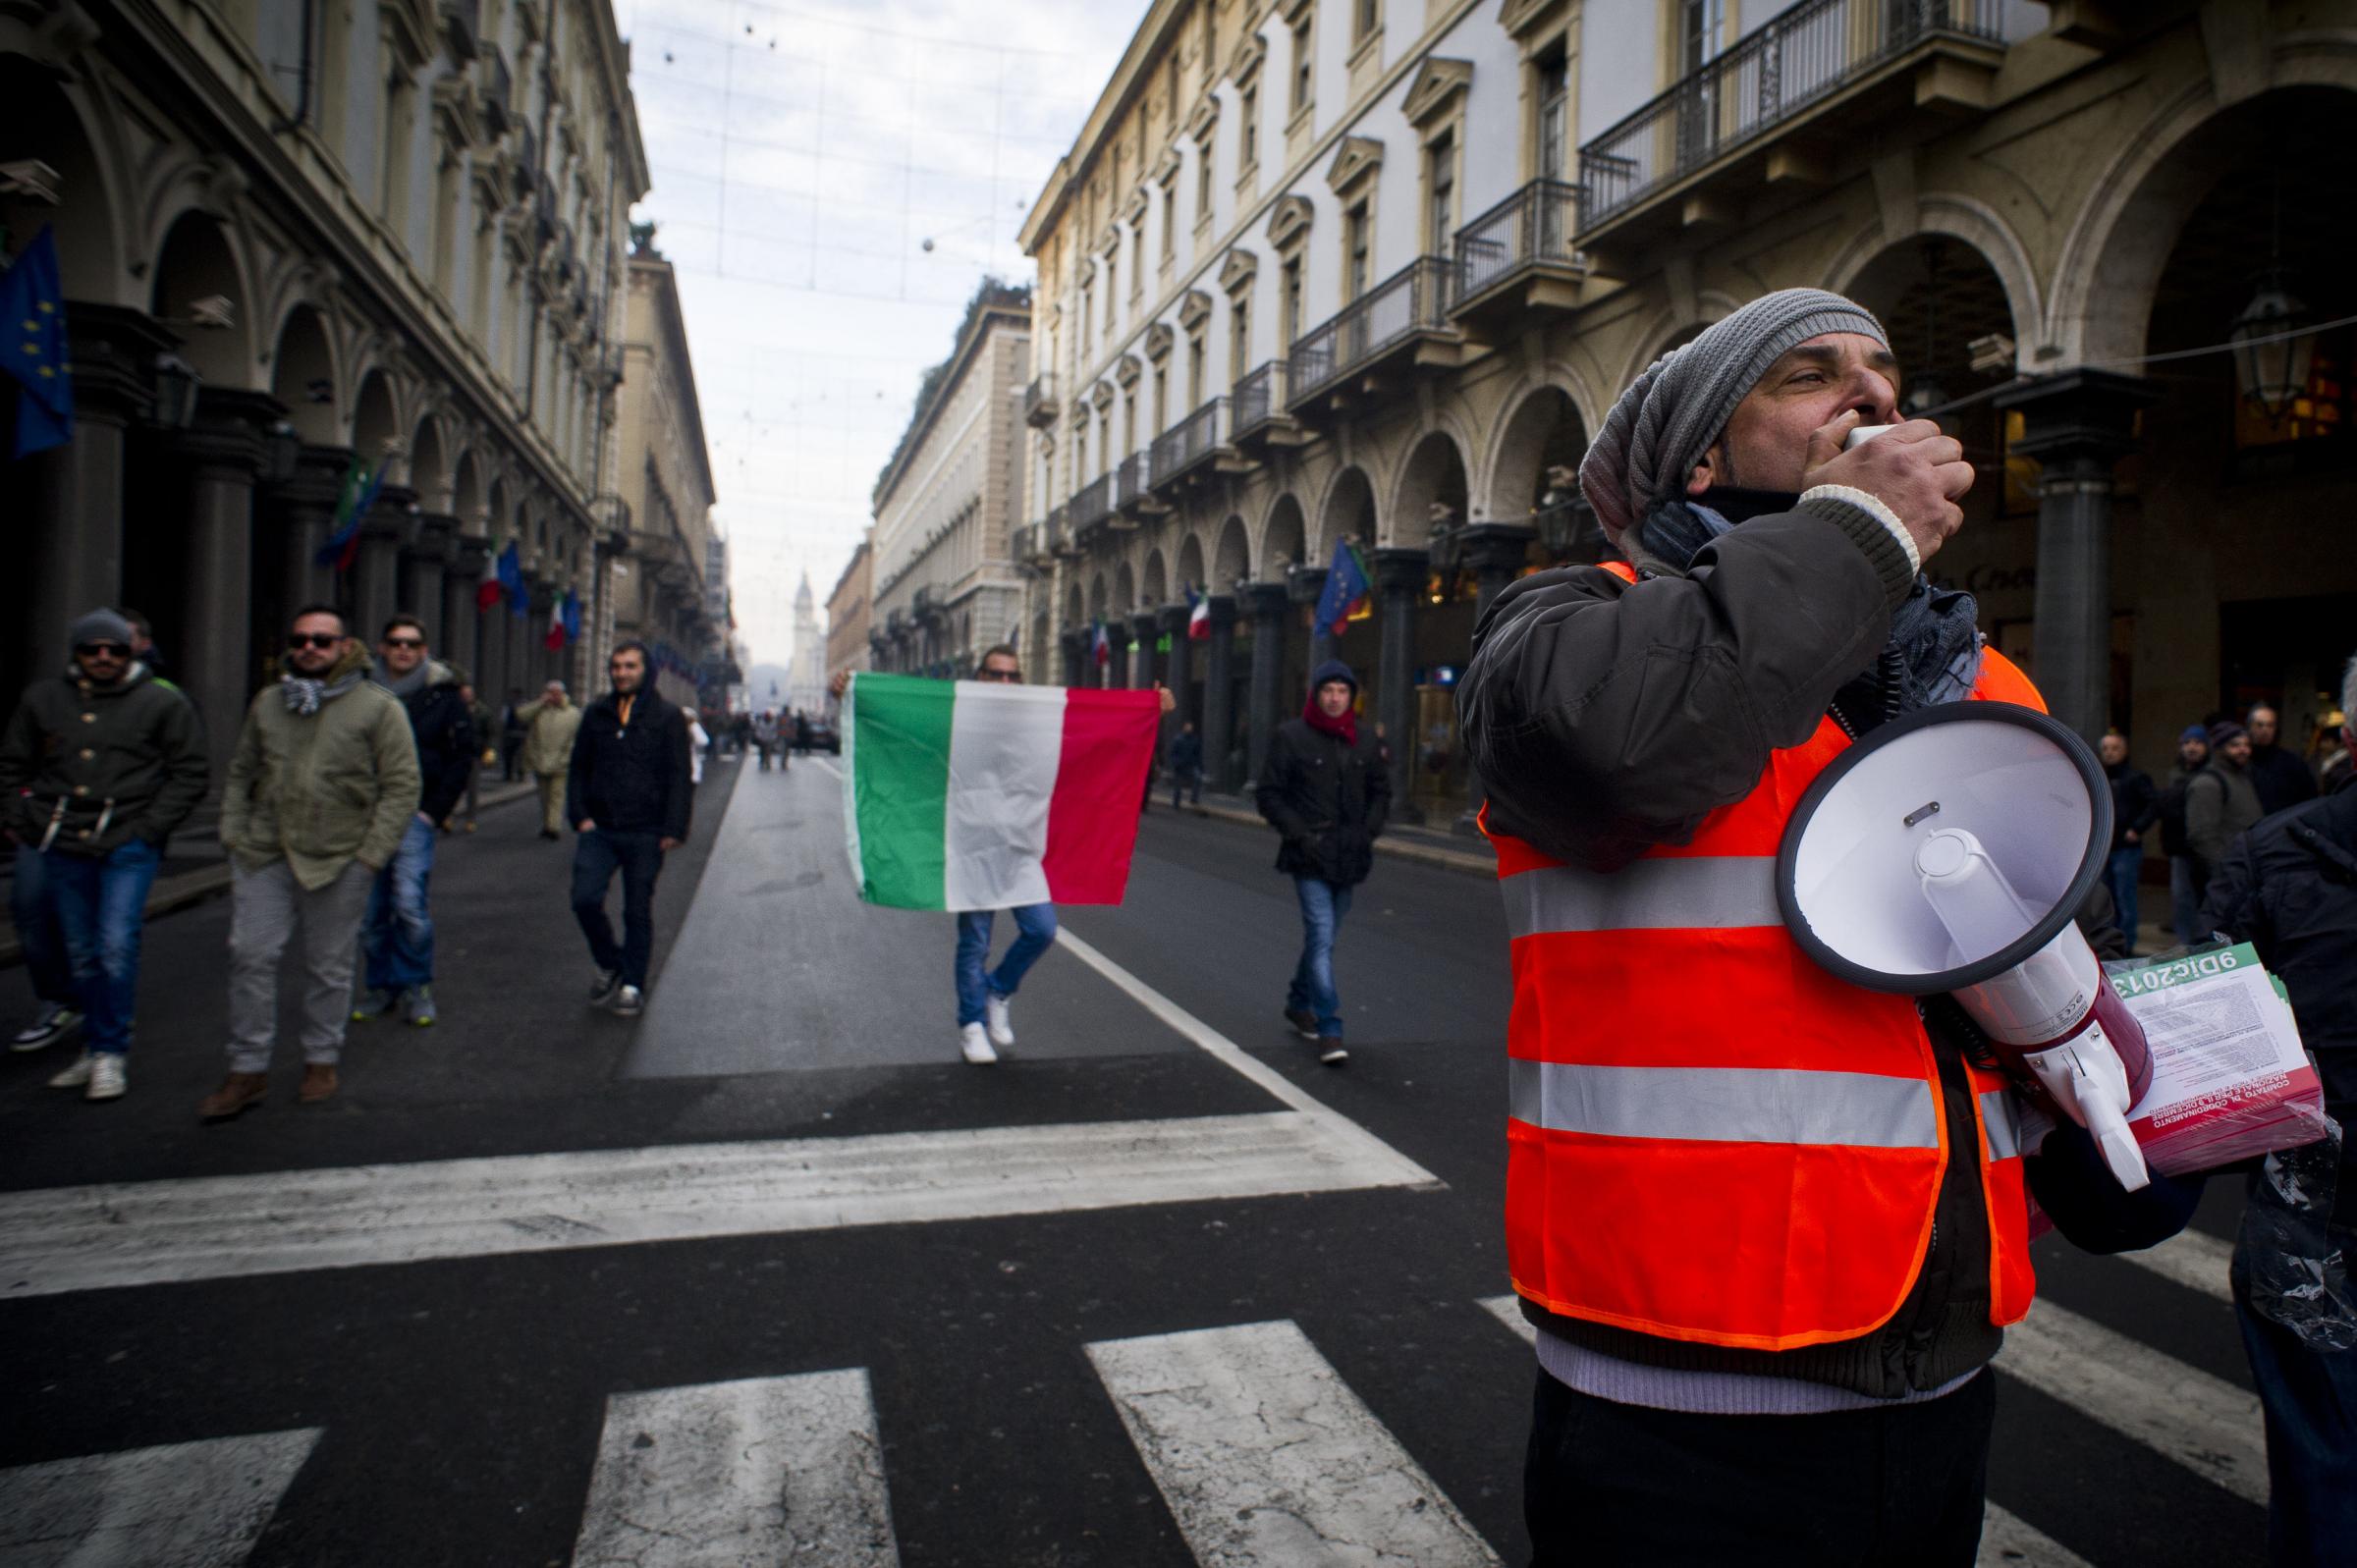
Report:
567,642,692,1018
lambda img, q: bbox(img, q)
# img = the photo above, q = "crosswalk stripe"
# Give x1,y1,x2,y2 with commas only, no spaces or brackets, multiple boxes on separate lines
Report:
0,1110,1431,1298
1479,1297,2122,1568
1998,1298,2267,1504
0,1427,319,1566
2115,1227,2235,1304
1089,1320,1502,1567
1978,1503,2096,1568
572,1371,898,1568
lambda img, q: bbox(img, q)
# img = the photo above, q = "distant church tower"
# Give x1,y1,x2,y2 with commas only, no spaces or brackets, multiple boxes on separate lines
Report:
787,569,827,715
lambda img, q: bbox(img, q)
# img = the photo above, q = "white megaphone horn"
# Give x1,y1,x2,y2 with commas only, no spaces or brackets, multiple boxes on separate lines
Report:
1775,703,2155,1191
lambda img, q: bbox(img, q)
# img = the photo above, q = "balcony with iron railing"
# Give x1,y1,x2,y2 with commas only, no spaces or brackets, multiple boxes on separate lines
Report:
1113,451,1160,520
1069,472,1116,541
1230,360,1291,445
1451,179,1586,332
1149,397,1227,491
1011,522,1039,567
1576,0,2005,254
1047,503,1076,557
1022,373,1058,428
1287,257,1459,412
912,582,942,622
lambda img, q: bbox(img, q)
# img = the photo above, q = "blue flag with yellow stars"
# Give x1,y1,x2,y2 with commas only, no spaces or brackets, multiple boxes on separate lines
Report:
0,227,73,459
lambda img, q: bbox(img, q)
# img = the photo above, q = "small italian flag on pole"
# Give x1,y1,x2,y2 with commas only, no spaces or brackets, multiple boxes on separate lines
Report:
842,673,1161,910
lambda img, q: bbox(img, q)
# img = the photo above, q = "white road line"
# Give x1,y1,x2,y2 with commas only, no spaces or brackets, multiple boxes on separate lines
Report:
1088,1320,1502,1568
1998,1299,2267,1504
0,1427,319,1566
2116,1227,2235,1304
1051,925,1441,1191
809,756,842,781
0,1111,1431,1298
572,1371,897,1568
1978,1504,2097,1568
1476,1296,2136,1568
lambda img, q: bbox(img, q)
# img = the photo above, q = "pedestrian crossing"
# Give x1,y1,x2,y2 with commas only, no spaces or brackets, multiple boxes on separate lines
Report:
0,1278,2264,1566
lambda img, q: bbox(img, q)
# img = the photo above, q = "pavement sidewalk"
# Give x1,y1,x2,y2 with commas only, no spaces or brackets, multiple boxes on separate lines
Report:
0,778,540,967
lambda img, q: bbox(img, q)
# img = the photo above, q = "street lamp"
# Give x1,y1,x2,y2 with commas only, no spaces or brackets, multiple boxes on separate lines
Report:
150,352,199,430
1531,466,1587,559
2230,268,2314,422
262,419,300,484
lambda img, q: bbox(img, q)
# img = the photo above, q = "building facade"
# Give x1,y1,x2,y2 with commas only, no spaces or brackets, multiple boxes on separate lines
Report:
1016,0,2357,823
3,0,648,783
825,537,872,692
613,237,724,707
868,282,1032,679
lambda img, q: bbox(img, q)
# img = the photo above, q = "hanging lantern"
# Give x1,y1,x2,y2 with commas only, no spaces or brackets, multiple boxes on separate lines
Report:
150,352,200,431
262,420,301,484
2230,270,2315,422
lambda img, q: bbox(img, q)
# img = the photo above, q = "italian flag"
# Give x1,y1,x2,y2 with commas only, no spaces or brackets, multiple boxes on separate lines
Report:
843,673,1160,910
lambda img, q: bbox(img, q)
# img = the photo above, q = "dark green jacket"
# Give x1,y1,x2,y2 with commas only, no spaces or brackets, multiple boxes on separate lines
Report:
0,664,208,855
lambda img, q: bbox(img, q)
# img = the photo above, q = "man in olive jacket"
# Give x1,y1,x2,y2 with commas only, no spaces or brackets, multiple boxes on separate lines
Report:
203,605,420,1119
0,609,207,1102
1256,658,1388,1065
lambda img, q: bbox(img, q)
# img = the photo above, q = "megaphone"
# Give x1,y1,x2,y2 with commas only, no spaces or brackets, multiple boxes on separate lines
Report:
1775,703,2155,1190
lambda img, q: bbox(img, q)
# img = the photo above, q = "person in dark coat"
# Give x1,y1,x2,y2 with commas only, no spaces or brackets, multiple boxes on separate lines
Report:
2187,721,2266,912
2159,724,2212,941
2199,659,2357,1568
1256,659,1389,1065
1168,721,1204,810
354,615,476,1028
2247,703,2319,817
2098,730,2159,953
568,641,693,1018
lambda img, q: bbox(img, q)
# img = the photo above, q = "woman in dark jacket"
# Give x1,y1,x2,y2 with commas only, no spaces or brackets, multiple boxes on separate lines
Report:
1255,659,1389,1064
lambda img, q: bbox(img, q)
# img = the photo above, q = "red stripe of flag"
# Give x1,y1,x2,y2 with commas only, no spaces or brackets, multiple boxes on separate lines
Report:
1040,689,1160,904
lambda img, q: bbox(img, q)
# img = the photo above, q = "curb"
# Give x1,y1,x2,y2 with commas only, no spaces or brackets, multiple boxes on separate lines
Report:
1187,801,1494,879
0,781,542,968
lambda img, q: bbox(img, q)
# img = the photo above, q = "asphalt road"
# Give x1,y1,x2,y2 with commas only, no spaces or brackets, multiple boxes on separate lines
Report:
0,754,2269,1567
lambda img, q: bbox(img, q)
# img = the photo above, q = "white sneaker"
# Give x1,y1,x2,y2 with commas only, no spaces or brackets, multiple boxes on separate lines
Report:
984,993,1014,1048
959,1022,998,1064
84,1054,127,1102
46,1051,92,1089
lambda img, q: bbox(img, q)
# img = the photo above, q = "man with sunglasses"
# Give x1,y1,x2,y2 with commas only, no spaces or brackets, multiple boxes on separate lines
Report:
205,606,420,1119
351,615,475,1028
0,609,207,1102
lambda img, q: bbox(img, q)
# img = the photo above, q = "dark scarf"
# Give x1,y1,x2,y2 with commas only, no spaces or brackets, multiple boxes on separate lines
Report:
1302,694,1358,746
1639,491,1984,717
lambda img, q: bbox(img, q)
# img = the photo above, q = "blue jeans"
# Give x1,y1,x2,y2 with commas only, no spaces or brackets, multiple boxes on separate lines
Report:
44,838,162,1056
2105,843,2145,953
2236,1274,2357,1567
361,815,438,991
573,829,664,988
954,902,1057,1026
1288,877,1352,1039
11,842,77,1008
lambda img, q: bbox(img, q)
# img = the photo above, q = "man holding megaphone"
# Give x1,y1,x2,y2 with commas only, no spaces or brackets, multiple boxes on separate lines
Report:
1460,289,2205,1566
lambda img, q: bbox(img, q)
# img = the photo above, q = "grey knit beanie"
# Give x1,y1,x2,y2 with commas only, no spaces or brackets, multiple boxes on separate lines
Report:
1578,288,1888,544
68,608,135,651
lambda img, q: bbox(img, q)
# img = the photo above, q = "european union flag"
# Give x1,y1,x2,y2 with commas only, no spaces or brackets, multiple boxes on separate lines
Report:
497,540,526,616
0,227,73,459
1312,534,1372,638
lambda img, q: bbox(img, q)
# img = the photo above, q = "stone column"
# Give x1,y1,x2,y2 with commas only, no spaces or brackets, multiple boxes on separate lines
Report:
1995,370,2161,744
277,446,353,628
178,388,281,789
1289,568,1331,673
1159,604,1194,720
446,535,492,686
1109,622,1130,689
1201,595,1238,792
1060,628,1084,688
1130,613,1159,690
1372,546,1429,820
1454,524,1536,830
27,305,171,682
1241,581,1288,790
404,514,456,643
352,487,417,643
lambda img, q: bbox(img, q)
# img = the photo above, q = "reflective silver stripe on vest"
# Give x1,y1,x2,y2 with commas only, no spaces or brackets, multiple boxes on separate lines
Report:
1980,1089,2022,1162
1508,1059,1941,1149
1501,857,1782,938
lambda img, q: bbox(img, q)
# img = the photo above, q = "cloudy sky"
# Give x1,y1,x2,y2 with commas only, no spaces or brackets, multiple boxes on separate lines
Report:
620,0,1150,668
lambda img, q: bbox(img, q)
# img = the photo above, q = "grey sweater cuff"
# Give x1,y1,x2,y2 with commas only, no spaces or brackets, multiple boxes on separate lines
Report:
1795,489,1916,608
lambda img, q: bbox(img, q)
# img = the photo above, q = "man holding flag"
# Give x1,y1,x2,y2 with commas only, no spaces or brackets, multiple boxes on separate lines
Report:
832,648,1172,1064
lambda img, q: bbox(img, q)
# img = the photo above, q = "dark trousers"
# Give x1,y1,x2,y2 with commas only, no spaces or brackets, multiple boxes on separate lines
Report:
1525,1368,1995,1567
571,829,663,988
11,842,77,1008
2238,1276,2357,1567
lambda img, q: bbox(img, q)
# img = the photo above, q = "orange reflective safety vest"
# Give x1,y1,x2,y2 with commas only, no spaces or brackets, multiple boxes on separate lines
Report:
1487,560,2042,1352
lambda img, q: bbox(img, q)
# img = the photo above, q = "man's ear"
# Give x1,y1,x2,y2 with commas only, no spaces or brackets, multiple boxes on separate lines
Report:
1686,444,1719,496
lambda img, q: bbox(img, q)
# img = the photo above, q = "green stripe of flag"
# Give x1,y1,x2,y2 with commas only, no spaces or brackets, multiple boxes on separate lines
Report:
848,674,955,909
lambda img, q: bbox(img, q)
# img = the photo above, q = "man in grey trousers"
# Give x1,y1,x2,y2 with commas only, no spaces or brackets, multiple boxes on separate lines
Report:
201,605,420,1120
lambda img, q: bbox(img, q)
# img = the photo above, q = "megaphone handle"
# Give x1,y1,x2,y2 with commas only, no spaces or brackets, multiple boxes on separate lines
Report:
2071,1057,2152,1193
